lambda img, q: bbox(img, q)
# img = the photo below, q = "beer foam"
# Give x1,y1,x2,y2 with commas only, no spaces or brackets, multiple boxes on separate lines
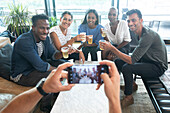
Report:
61,47,68,52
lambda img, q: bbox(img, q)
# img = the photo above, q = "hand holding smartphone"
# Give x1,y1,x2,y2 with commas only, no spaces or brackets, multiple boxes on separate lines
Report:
67,64,109,84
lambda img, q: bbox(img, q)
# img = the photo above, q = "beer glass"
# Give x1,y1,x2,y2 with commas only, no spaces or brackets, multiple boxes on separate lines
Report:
101,28,107,37
80,32,86,42
61,47,69,58
88,35,93,44
99,39,106,50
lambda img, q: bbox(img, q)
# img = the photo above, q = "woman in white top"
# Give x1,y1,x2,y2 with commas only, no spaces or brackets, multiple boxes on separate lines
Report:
50,11,85,63
101,7,131,60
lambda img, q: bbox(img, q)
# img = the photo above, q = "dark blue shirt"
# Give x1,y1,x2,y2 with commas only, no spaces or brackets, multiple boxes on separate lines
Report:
11,30,56,78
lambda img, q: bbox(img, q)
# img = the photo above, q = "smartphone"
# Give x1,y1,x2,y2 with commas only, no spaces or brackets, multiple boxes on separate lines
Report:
68,64,109,84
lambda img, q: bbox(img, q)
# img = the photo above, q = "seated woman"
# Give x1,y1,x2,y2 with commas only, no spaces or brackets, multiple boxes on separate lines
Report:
78,9,104,61
50,11,85,63
101,7,131,60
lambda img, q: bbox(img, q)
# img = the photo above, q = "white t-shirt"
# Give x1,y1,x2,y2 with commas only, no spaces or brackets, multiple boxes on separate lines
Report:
104,20,131,45
49,26,71,49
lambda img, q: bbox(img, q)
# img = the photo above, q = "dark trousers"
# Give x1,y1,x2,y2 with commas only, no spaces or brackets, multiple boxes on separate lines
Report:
115,59,164,95
82,46,98,61
17,59,65,86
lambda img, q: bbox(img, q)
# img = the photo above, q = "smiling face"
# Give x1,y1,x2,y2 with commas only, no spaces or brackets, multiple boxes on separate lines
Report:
86,12,97,28
108,8,118,23
127,13,143,34
32,19,50,42
60,14,73,29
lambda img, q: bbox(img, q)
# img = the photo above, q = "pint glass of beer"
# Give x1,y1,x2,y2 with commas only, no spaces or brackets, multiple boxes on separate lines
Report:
80,32,86,42
88,35,93,44
61,47,69,58
99,39,106,50
101,28,107,37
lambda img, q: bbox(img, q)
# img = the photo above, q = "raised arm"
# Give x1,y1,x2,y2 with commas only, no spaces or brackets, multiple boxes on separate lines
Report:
50,32,83,51
102,41,132,64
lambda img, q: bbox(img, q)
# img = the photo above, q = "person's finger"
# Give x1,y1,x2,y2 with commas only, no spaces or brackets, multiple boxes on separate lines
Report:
45,69,57,78
68,47,73,54
100,73,110,83
99,60,115,70
86,36,89,40
96,84,102,90
59,84,75,91
61,70,68,79
82,58,85,64
99,60,117,78
54,62,73,79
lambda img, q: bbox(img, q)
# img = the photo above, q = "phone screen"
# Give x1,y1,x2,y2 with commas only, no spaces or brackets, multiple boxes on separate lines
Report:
68,64,109,84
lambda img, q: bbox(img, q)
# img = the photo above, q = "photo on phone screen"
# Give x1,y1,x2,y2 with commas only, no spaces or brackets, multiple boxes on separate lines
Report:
68,64,109,84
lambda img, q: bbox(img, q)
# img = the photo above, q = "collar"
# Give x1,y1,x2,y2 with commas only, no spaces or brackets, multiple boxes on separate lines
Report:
141,26,150,37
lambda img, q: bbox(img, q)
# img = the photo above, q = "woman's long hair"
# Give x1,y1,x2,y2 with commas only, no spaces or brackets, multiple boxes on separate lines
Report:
82,9,99,25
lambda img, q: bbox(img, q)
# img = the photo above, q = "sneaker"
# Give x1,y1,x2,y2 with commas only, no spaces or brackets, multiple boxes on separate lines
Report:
120,82,138,92
121,96,134,108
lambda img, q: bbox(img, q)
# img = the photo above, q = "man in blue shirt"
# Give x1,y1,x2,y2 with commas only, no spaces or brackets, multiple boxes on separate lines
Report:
11,14,64,86
10,14,65,112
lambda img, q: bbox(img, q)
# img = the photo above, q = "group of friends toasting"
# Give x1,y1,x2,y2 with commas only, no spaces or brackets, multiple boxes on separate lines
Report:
3,6,167,113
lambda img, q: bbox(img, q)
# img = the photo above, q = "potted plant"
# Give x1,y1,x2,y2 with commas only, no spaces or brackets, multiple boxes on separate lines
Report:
49,16,57,28
4,4,31,38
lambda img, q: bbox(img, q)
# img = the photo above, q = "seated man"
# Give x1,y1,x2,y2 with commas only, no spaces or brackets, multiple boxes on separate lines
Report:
10,14,64,86
10,14,65,112
100,9,168,108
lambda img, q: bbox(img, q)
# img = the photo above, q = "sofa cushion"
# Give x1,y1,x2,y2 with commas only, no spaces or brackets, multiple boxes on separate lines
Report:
0,44,12,80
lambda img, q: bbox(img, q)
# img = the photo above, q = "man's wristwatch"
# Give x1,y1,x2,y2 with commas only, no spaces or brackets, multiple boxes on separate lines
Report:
36,78,48,96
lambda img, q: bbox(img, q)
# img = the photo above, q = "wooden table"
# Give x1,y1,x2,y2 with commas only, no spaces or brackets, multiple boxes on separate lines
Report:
50,84,108,113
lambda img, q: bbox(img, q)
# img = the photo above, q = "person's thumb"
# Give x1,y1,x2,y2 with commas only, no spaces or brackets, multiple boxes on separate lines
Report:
100,73,110,84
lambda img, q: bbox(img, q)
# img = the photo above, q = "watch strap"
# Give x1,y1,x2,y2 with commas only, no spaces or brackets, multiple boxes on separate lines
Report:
36,78,48,96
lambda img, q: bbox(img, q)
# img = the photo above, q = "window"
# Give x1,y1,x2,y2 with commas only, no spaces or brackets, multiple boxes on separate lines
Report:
54,0,112,35
119,0,170,38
